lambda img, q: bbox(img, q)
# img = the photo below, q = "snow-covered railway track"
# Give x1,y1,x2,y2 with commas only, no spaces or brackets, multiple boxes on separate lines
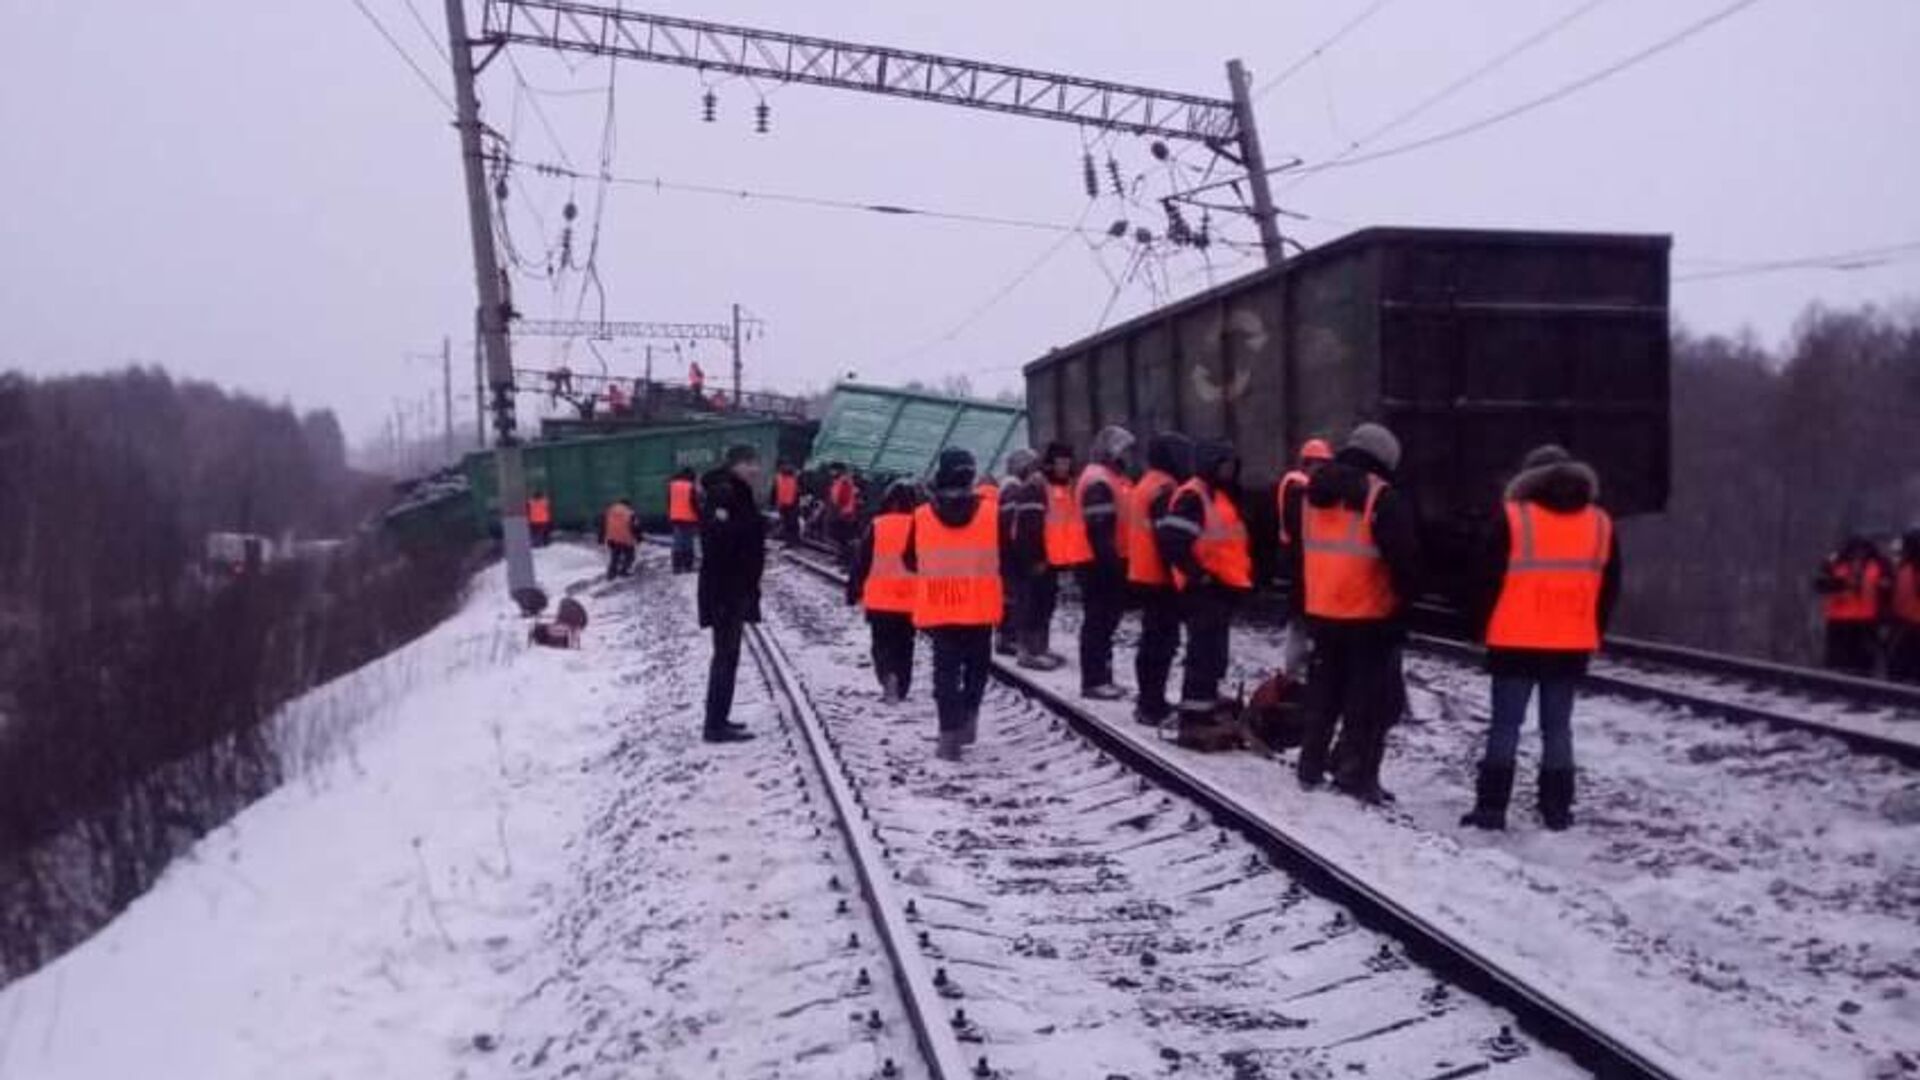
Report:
763,557,1632,1080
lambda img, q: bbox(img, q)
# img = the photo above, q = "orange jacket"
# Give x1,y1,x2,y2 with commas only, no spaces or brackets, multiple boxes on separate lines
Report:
668,478,698,524
830,475,858,520
527,495,552,526
1043,481,1091,568
862,513,917,614
911,502,1003,628
1894,563,1920,625
1823,557,1885,623
603,503,635,546
774,472,799,509
1301,475,1395,620
1125,471,1178,587
1170,479,1252,591
1485,501,1614,652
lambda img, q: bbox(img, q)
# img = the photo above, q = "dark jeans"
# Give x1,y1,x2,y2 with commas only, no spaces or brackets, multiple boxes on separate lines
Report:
1824,621,1880,676
1078,564,1127,690
606,542,635,579
672,524,699,573
931,626,993,733
998,567,1029,650
1134,586,1182,719
778,507,799,542
1892,624,1920,684
1022,569,1059,655
1485,674,1576,771
705,618,745,733
1297,630,1402,788
869,612,916,697
1179,586,1237,705
532,524,552,547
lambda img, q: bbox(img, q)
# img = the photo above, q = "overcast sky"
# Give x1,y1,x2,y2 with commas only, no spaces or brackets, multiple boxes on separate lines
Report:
3,1,1916,444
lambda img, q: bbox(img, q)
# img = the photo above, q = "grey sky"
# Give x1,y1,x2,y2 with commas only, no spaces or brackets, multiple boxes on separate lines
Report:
3,1,1916,443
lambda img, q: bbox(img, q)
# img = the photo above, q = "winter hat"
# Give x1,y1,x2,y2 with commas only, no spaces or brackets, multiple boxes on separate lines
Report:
724,443,761,466
934,447,977,489
1043,440,1075,466
1519,444,1571,472
1346,423,1402,473
1005,447,1039,478
1091,425,1136,465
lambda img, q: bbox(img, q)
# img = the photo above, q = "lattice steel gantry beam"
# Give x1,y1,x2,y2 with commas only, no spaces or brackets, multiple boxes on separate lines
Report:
511,318,746,343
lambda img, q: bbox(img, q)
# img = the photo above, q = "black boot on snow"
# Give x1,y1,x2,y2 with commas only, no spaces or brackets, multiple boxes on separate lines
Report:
1460,763,1515,830
1537,767,1576,831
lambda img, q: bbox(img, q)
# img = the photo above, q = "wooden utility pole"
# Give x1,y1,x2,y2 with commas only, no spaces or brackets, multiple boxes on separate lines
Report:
444,0,538,606
1226,59,1284,267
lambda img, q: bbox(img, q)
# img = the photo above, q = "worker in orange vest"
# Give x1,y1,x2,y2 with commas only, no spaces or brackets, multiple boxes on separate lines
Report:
1460,445,1621,832
1891,530,1920,683
850,481,921,703
1076,425,1136,700
602,497,636,580
1011,442,1084,670
668,467,701,574
527,490,553,547
827,464,860,563
774,462,801,543
1276,438,1335,674
906,449,1003,761
995,448,1042,658
1294,423,1421,804
1127,432,1194,726
1816,536,1890,675
1158,439,1253,722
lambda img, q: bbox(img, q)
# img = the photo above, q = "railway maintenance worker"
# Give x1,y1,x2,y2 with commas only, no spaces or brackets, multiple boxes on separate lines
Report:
996,448,1042,658
774,462,802,543
828,464,860,563
1022,441,1085,669
668,467,701,574
1294,423,1421,805
1892,530,1920,683
697,444,766,744
1816,536,1890,675
1276,437,1335,674
1460,445,1621,832
527,489,553,548
906,448,1003,761
849,480,920,704
1160,438,1253,722
1127,432,1194,726
602,496,636,580
1076,425,1137,700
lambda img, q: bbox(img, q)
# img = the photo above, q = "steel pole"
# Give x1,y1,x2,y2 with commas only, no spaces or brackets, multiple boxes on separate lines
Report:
1226,58,1284,268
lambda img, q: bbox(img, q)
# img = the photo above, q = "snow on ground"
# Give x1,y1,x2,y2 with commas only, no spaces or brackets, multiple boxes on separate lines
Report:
984,576,1920,1080
0,544,915,1080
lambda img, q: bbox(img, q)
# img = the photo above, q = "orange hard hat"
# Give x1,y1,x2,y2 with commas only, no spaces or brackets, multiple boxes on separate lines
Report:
1299,438,1334,464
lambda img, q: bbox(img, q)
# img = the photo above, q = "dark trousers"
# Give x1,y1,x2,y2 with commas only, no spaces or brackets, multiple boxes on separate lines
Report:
1179,586,1237,705
1022,569,1059,655
1824,621,1880,676
671,524,699,573
1078,563,1127,690
704,618,745,733
1135,586,1182,719
1485,674,1576,771
532,524,552,547
606,542,635,579
1891,624,1920,684
869,612,917,697
931,626,993,733
1297,631,1403,788
998,566,1028,650
778,506,799,542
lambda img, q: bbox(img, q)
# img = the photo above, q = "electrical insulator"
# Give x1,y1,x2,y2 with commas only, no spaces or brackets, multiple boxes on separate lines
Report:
494,179,509,202
1150,140,1171,162
1134,226,1153,245
562,200,578,222
1195,210,1213,251
1106,156,1125,197
1107,219,1128,239
1081,152,1099,199
702,89,718,123
755,101,770,134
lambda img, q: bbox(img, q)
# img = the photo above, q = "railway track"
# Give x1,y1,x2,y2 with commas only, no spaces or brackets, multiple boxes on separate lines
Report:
761,549,1685,1080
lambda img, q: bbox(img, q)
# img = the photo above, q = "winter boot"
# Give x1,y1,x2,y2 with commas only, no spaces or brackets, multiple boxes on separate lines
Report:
1083,683,1127,701
1016,647,1050,671
1538,768,1576,831
995,630,1018,657
1459,763,1515,830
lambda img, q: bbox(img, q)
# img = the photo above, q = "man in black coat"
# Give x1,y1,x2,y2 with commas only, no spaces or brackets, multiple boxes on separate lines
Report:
697,444,766,743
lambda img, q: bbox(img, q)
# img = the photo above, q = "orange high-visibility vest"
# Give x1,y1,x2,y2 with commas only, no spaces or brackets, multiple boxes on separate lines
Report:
1894,563,1920,625
1126,471,1178,587
1275,469,1311,546
1486,501,1614,652
775,473,799,509
911,503,1003,629
1824,559,1885,623
1301,475,1396,620
830,475,858,520
668,478,698,524
603,503,635,546
527,496,552,526
1076,463,1132,562
1170,479,1253,591
862,513,917,614
1044,481,1091,567
975,481,1000,521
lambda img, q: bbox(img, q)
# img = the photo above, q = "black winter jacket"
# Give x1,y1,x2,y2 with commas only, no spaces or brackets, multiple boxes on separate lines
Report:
696,467,766,627
1300,448,1422,642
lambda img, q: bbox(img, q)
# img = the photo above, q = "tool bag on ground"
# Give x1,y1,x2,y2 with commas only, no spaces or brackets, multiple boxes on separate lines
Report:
1243,671,1308,751
1172,697,1248,753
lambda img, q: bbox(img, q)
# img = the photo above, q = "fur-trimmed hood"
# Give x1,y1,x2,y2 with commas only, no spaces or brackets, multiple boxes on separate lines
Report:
1505,459,1600,512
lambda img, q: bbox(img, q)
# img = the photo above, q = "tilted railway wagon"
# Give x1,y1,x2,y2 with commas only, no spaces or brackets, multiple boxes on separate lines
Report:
808,382,1028,484
1023,226,1671,591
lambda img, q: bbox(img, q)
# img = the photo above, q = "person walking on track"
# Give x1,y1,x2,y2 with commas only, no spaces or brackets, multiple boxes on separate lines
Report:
1076,425,1136,700
1816,536,1890,676
602,497,636,580
697,445,766,744
1160,438,1253,722
1461,445,1622,831
1128,432,1193,726
774,462,801,543
828,464,860,564
850,480,920,704
997,448,1041,658
668,467,701,574
1294,423,1421,804
907,448,1003,762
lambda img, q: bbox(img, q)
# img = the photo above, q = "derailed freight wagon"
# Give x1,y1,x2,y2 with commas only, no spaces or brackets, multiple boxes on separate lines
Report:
808,382,1028,484
1024,226,1671,591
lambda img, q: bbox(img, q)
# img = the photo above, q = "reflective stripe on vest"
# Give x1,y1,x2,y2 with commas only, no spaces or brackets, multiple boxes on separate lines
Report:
603,504,635,546
1076,463,1132,562
1044,481,1092,567
1485,501,1612,652
1895,564,1920,625
861,513,917,614
668,479,697,524
1275,470,1309,545
1126,471,1178,587
1301,476,1395,620
775,473,798,508
911,503,1004,628
527,496,552,525
1824,559,1884,623
1170,479,1253,591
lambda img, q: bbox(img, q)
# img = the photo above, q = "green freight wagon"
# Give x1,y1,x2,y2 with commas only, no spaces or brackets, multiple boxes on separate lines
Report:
381,487,484,549
807,382,1028,482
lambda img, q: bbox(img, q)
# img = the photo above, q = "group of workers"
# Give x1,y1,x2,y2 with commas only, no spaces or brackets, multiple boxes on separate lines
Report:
1817,533,1920,681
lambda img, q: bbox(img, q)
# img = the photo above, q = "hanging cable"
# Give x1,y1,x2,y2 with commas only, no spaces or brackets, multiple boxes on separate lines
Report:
1255,0,1400,101
345,0,455,114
